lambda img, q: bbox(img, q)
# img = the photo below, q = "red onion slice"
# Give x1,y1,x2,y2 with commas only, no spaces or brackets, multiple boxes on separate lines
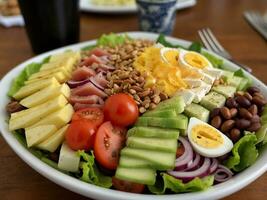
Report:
209,158,219,174
89,77,104,90
214,165,233,183
185,153,201,171
168,157,211,182
67,78,91,88
174,137,194,171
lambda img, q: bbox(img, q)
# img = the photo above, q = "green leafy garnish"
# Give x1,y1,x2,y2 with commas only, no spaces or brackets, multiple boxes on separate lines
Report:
156,34,184,48
224,134,258,172
8,56,50,97
201,51,224,68
81,44,97,51
97,33,131,47
148,173,214,195
77,150,112,188
188,42,202,53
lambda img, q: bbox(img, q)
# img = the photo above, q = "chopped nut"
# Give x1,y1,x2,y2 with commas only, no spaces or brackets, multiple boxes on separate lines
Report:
139,107,146,113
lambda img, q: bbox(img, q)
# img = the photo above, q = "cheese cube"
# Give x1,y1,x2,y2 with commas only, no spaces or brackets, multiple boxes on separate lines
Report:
25,124,57,147
37,124,69,152
13,77,60,100
9,95,67,131
58,142,80,172
20,84,71,108
31,104,74,129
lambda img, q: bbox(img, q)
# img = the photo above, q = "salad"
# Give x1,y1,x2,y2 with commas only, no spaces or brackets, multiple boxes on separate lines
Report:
6,33,267,194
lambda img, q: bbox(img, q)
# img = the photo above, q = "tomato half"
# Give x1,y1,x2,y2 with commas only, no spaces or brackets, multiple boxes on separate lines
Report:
94,121,126,170
104,93,139,127
112,177,145,193
65,121,96,151
72,107,104,128
176,144,185,158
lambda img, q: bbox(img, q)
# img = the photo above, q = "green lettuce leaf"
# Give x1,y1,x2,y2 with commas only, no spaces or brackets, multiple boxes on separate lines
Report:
77,150,112,188
97,33,131,47
81,44,97,51
8,56,50,97
156,34,184,48
224,134,258,172
148,173,214,195
201,51,224,68
234,69,252,91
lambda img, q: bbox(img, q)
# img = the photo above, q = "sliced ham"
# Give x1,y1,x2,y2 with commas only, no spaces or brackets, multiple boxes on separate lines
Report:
92,72,108,88
80,55,106,67
74,103,104,111
69,95,104,105
71,82,107,98
72,66,96,81
89,48,110,57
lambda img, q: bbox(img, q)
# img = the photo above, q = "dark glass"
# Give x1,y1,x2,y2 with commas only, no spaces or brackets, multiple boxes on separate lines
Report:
18,0,80,54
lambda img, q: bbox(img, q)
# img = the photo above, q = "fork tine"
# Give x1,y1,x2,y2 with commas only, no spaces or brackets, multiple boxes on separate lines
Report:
198,30,213,51
205,28,226,53
201,28,221,53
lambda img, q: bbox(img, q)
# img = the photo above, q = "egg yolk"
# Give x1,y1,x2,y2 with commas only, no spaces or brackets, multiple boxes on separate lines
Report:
184,52,209,69
191,124,223,148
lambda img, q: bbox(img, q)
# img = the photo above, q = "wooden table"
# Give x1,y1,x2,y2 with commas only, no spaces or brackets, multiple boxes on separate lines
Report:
0,0,267,199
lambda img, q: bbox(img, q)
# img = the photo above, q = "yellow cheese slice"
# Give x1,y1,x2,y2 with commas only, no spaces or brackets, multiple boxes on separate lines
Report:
13,77,60,100
9,95,67,131
31,104,74,129
25,124,57,147
20,84,70,108
37,124,69,152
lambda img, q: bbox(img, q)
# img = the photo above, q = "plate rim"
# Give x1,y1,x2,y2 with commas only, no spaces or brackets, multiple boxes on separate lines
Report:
0,31,267,200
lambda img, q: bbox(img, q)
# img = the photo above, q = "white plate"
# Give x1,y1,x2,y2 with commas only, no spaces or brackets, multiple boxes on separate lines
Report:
80,0,197,14
0,14,24,27
0,32,267,200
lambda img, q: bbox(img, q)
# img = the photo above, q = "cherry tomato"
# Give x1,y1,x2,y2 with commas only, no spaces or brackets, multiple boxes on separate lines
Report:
72,107,104,128
65,121,96,151
112,177,145,193
94,121,126,170
104,93,139,127
176,144,185,158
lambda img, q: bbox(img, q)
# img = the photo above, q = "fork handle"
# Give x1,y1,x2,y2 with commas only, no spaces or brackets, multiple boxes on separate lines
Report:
229,59,252,73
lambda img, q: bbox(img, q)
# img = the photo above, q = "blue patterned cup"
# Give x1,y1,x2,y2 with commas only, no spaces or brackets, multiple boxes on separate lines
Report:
136,0,177,35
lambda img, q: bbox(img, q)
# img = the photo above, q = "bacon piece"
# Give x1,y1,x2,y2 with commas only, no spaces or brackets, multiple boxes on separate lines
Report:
74,103,104,111
69,95,104,105
72,66,96,81
71,82,107,98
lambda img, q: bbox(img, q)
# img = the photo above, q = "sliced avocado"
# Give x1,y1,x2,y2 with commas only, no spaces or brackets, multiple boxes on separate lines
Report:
119,156,151,168
127,127,179,139
115,167,156,185
120,148,176,170
212,85,236,98
184,103,210,122
200,91,226,111
143,110,177,118
127,137,177,153
135,115,188,130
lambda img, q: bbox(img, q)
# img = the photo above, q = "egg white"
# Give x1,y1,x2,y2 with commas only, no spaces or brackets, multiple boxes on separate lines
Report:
187,117,233,158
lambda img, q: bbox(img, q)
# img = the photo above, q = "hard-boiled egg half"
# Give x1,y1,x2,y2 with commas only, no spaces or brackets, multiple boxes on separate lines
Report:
187,117,233,158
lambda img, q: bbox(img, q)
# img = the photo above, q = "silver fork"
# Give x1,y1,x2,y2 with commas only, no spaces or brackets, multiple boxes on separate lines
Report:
198,28,252,73
244,11,267,40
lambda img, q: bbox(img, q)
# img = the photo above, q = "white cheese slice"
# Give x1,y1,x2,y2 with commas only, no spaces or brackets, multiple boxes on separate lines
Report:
58,142,80,172
174,89,195,105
